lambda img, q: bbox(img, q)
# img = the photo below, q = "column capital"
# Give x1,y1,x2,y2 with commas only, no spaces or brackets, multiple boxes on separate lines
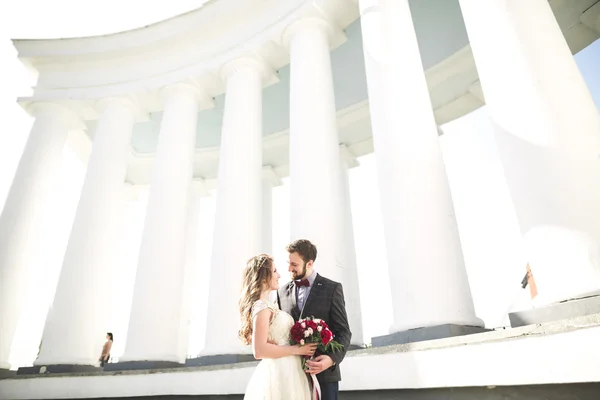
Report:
219,56,278,87
358,0,381,14
262,165,283,187
339,144,359,168
160,81,214,110
281,17,346,51
96,96,145,121
25,101,82,129
190,179,210,197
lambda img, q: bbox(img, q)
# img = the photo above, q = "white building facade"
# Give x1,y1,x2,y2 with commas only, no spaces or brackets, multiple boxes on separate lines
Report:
1,0,600,397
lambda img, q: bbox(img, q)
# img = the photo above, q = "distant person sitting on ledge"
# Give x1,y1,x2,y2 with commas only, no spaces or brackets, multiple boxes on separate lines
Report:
100,332,113,367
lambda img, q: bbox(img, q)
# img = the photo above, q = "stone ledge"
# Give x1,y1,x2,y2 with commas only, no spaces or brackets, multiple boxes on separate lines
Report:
509,295,600,327
371,324,489,347
0,358,260,380
0,369,15,379
2,318,600,399
185,354,256,368
4,312,600,381
49,383,599,400
355,312,600,357
17,365,100,376
342,384,600,400
104,361,183,372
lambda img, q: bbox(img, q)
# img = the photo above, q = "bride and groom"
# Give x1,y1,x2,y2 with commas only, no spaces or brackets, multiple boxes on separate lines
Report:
239,239,352,400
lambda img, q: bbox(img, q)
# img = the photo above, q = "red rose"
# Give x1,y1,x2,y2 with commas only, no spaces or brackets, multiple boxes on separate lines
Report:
306,320,318,330
290,322,305,343
320,328,333,345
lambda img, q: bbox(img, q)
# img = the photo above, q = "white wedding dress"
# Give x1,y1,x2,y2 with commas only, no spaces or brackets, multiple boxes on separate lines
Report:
244,299,313,400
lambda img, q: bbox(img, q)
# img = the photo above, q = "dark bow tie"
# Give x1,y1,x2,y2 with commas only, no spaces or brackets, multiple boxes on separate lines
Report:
294,279,310,287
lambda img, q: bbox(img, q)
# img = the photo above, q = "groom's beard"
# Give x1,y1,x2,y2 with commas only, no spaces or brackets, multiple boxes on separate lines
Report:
291,263,307,280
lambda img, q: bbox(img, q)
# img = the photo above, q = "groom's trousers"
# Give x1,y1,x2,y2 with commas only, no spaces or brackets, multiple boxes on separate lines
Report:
319,381,339,400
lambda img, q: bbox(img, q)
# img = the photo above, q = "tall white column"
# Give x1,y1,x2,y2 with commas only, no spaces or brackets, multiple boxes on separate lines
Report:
459,0,600,305
283,19,364,337
0,103,77,370
284,18,343,283
177,182,203,363
261,167,280,255
338,149,364,345
263,167,281,305
106,182,140,361
35,98,138,366
120,84,202,363
201,58,267,356
359,0,481,333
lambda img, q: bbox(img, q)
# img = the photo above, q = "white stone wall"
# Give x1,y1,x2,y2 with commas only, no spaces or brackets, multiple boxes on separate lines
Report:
1,316,599,399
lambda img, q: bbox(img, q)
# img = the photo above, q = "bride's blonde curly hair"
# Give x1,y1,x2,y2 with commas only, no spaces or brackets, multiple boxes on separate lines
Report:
238,254,274,345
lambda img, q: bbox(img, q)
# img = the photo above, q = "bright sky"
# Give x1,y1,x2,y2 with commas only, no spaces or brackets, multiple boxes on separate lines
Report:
1,1,599,368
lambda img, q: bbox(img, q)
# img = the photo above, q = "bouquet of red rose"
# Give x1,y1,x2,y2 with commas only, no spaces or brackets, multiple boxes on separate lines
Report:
290,317,343,368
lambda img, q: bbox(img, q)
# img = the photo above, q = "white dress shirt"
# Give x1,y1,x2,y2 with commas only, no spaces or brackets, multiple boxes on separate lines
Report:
296,270,317,311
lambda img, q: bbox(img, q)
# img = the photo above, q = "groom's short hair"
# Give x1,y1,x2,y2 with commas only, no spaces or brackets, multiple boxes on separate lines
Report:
286,239,317,264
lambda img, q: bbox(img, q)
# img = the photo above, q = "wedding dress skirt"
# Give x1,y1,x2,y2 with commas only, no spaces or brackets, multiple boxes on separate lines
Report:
243,300,313,400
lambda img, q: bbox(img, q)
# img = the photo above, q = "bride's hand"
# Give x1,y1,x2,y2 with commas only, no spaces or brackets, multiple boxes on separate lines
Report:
296,343,318,357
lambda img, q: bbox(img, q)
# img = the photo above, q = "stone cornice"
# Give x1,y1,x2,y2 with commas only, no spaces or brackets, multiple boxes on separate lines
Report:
12,0,357,107
12,0,598,124
580,1,600,34
14,0,600,187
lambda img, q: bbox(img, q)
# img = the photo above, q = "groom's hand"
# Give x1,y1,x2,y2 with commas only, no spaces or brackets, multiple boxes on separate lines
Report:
305,355,334,375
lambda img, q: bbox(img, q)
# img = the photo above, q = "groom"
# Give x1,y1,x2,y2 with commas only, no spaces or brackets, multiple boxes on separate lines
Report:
277,239,352,400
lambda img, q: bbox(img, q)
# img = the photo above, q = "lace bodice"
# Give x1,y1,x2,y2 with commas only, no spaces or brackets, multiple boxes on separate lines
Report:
252,300,294,346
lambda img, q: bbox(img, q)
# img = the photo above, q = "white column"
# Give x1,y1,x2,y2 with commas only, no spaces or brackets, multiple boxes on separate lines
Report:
262,181,273,255
177,182,203,363
283,18,365,335
106,183,140,361
338,149,364,345
201,58,266,356
35,98,138,366
459,0,600,305
261,167,280,255
120,84,202,363
262,168,279,307
359,0,481,332
0,103,77,370
283,18,344,283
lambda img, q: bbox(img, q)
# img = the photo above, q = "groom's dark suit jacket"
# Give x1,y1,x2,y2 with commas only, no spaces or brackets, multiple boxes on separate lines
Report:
277,274,352,383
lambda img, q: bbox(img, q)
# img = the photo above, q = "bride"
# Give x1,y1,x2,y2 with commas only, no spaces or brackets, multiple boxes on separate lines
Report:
239,254,317,399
